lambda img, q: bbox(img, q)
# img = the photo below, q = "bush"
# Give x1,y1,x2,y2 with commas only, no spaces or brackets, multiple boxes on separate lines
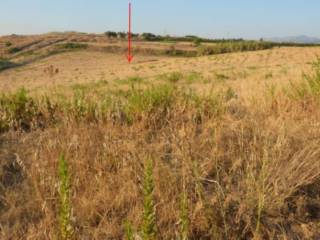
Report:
193,38,202,47
125,84,175,117
8,47,22,54
105,31,118,38
141,33,160,41
5,41,12,47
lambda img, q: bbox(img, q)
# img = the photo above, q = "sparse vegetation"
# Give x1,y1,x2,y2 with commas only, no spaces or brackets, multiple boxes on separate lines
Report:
2,32,320,240
197,41,275,56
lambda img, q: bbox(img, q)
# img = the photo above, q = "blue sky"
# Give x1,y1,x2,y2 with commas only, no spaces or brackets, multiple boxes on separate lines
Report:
0,0,319,39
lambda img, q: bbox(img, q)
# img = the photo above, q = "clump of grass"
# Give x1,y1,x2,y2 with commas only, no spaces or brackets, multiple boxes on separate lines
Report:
167,72,183,83
214,72,229,81
124,220,135,240
5,41,12,47
186,71,202,84
120,76,144,85
124,84,175,120
58,153,73,240
142,158,156,240
0,88,39,131
247,66,258,71
224,87,237,101
129,76,144,84
265,72,273,79
287,58,320,99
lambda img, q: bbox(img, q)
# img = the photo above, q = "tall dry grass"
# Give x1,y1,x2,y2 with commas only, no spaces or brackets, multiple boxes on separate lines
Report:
1,61,320,239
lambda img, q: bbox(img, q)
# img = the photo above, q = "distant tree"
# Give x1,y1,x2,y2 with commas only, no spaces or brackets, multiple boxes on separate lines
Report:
185,35,198,39
141,33,158,41
131,33,139,38
105,31,118,38
117,32,126,39
193,38,202,47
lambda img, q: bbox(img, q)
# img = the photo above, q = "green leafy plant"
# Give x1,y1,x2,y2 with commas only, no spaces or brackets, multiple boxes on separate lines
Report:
58,153,73,240
142,158,156,240
179,191,189,240
125,220,135,240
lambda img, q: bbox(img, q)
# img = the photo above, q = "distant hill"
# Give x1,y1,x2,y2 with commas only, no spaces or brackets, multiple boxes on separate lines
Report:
267,35,320,44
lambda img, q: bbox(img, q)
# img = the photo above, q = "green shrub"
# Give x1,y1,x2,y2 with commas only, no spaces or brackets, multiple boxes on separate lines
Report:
5,41,12,47
193,38,202,47
0,88,38,131
125,84,175,117
8,47,22,54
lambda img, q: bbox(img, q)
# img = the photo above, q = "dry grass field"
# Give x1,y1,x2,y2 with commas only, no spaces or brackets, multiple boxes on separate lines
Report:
1,33,320,239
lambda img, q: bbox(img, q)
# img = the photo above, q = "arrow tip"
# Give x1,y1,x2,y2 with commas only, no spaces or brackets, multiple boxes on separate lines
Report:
127,54,134,63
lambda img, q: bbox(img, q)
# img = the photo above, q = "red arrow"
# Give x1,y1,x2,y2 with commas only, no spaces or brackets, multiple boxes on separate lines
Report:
127,2,133,63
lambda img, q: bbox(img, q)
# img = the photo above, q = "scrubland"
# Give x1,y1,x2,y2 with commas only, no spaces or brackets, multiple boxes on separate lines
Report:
1,33,320,239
